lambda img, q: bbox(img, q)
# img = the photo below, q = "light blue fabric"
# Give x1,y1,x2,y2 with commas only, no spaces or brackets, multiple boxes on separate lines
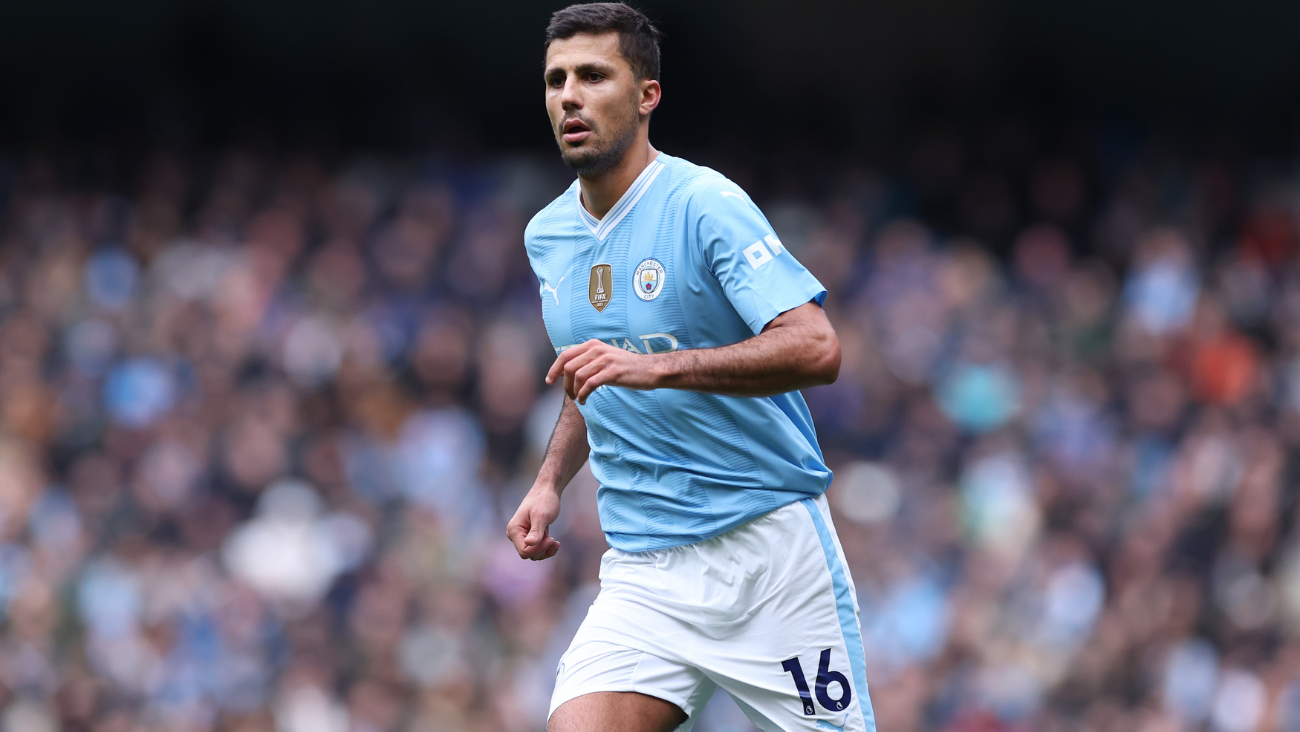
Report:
801,499,876,732
525,153,830,552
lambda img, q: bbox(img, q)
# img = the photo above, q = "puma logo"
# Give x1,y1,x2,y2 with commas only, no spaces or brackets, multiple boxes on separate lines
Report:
540,276,565,305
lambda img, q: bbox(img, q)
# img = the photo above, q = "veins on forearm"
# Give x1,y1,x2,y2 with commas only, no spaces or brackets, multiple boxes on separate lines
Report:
536,395,588,492
653,325,832,397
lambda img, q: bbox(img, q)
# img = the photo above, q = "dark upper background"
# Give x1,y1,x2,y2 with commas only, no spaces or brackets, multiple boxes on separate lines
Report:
1,5,1300,732
3,0,1300,161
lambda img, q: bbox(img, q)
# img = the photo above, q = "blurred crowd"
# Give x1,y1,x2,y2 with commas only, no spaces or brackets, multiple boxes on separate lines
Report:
0,124,1299,732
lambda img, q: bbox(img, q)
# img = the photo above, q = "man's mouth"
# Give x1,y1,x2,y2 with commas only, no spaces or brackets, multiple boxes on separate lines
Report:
562,118,592,144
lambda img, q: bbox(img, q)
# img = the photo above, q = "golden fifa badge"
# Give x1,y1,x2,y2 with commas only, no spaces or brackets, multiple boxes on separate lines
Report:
588,263,612,312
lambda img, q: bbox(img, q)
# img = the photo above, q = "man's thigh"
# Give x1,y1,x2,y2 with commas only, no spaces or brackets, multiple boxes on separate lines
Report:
549,691,687,732
548,641,716,732
701,497,876,732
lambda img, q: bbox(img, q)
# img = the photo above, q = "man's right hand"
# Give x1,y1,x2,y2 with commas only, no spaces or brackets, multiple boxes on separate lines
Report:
506,486,563,561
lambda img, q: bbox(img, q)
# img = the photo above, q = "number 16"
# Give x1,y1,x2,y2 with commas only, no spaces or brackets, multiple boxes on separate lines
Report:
781,648,853,715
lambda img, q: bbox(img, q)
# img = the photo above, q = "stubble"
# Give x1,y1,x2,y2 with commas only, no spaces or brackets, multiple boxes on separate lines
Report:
558,99,640,177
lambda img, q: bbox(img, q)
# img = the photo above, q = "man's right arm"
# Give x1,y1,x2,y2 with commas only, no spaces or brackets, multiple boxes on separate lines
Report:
506,394,588,560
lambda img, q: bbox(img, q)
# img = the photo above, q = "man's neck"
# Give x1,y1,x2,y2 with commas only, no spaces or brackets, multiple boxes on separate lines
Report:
578,140,659,220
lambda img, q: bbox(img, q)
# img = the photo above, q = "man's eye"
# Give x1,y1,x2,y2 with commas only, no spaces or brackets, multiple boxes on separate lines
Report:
548,77,564,87
586,73,603,82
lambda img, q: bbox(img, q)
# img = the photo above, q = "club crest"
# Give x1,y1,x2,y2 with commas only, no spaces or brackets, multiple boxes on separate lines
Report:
633,258,666,301
588,263,613,312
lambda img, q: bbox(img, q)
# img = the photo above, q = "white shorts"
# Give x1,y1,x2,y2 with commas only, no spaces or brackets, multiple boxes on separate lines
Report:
549,495,877,732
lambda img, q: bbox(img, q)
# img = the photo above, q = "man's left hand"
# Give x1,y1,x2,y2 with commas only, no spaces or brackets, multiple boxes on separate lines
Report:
546,339,663,404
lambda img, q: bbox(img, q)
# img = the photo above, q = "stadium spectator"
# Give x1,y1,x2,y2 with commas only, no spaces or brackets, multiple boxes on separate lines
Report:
0,129,1297,732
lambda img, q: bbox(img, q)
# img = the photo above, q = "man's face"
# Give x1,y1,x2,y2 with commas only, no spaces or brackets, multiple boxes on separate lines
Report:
544,33,648,177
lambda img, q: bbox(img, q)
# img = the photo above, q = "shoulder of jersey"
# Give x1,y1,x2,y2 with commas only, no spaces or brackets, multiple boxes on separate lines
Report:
678,166,753,213
524,181,581,246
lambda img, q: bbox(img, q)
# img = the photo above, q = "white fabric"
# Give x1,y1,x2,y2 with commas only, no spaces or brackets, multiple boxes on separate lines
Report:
549,495,872,732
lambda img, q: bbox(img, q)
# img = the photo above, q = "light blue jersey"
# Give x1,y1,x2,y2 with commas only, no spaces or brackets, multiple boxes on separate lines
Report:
525,153,831,552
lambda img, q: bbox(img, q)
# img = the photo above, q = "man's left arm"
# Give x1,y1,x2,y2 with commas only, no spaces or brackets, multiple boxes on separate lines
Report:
547,301,840,402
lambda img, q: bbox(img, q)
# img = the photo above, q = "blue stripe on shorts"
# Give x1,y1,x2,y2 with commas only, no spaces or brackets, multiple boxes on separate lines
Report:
801,498,877,732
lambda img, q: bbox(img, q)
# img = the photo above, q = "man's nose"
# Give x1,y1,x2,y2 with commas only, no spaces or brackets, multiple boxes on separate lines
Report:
560,77,583,109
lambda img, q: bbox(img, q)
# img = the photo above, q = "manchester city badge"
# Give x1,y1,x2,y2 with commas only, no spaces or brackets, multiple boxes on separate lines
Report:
633,258,666,301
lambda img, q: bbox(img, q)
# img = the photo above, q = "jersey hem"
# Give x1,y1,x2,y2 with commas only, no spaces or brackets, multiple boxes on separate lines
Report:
603,487,827,553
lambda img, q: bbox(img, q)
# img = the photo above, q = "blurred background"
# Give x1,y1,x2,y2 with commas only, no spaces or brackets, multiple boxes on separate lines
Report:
2,1,1300,731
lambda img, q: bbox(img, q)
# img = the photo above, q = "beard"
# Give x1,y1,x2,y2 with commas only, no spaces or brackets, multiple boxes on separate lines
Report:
557,105,640,177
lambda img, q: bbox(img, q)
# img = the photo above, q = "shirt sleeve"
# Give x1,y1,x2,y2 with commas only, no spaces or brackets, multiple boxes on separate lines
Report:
691,180,827,335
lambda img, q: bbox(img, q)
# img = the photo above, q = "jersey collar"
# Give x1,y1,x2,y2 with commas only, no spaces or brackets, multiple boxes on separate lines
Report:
575,155,666,241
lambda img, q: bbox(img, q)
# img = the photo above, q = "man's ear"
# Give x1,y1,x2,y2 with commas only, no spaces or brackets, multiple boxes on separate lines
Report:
640,79,662,116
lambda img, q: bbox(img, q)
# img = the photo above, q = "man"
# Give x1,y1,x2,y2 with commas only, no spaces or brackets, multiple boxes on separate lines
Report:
506,4,877,731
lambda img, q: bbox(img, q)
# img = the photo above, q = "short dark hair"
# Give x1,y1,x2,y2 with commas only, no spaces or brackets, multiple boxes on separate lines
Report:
545,3,662,81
